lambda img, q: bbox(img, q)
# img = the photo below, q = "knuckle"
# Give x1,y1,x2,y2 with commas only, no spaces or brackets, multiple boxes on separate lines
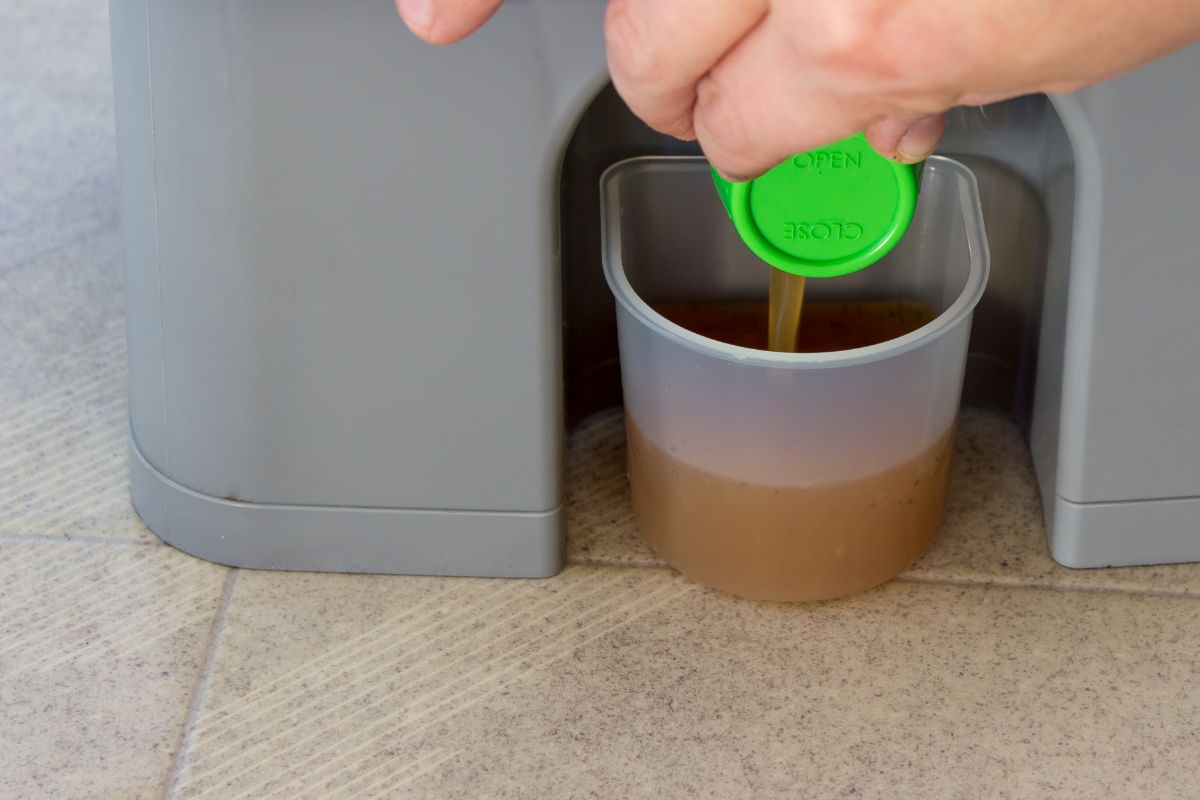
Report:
604,0,665,88
801,2,893,75
694,76,760,176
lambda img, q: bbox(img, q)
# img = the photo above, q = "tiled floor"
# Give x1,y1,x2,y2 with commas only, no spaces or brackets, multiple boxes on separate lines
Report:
5,2,1200,799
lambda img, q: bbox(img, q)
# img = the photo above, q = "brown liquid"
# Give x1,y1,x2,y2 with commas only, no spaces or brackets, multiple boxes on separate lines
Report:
627,419,956,602
634,296,950,601
654,298,936,352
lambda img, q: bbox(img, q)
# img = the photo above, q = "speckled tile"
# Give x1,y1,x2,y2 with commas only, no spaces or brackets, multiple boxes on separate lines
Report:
0,0,140,545
0,319,151,543
566,409,657,567
0,0,118,274
566,406,1200,596
0,229,126,406
903,406,1081,588
169,564,1200,799
0,539,229,800
1,0,125,409
9,0,1200,798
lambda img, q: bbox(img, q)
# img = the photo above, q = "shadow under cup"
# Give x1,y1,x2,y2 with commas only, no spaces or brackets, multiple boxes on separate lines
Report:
601,156,990,602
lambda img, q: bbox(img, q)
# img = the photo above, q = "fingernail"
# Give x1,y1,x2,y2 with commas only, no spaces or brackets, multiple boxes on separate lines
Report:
896,115,943,163
398,0,434,34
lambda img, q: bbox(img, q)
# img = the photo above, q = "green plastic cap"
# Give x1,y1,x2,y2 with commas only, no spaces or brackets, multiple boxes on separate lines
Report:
711,133,920,278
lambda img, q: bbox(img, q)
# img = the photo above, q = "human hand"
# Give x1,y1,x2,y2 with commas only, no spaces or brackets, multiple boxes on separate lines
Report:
396,0,1200,180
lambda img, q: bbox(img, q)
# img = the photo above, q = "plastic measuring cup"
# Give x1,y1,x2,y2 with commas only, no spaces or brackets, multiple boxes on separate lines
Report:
600,156,989,602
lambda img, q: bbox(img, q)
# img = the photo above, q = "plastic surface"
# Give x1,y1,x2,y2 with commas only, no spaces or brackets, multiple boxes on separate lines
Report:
602,156,987,599
604,155,987,486
937,58,1200,569
1050,493,1200,568
109,0,1200,576
108,0,608,576
711,134,920,277
129,443,563,577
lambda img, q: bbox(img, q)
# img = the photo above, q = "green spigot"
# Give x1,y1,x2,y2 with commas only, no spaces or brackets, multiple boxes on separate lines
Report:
712,133,922,278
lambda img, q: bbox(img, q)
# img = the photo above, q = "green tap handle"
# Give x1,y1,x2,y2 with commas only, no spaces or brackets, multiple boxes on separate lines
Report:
712,133,922,278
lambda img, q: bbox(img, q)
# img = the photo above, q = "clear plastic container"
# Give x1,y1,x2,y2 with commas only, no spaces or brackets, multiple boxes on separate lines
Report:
601,156,989,602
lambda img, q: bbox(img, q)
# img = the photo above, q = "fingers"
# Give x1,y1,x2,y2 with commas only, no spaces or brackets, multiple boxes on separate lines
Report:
395,0,505,45
865,113,946,163
692,20,866,180
605,0,767,139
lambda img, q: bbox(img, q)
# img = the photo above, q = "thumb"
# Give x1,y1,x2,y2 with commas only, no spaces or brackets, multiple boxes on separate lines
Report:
396,0,505,44
865,113,946,164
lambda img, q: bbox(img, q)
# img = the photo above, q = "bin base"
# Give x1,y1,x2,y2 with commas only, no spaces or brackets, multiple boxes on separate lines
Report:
129,439,564,578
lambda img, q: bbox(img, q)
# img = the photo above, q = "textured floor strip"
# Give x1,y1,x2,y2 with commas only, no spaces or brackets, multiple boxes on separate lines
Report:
0,542,224,679
171,570,692,799
0,545,160,639
0,538,229,799
0,318,126,416
0,322,147,541
305,578,688,800
188,581,520,749
351,747,462,798
179,574,628,794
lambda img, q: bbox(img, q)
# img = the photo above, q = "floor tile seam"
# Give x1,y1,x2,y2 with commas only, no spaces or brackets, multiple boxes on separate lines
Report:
565,555,673,572
4,533,1189,601
567,556,1200,600
0,530,155,547
163,569,240,800
895,571,1200,600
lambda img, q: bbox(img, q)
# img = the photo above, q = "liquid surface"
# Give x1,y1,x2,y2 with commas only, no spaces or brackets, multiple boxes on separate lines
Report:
627,419,956,602
654,298,936,353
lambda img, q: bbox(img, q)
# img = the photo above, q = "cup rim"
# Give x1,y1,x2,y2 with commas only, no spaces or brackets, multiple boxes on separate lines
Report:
600,155,990,370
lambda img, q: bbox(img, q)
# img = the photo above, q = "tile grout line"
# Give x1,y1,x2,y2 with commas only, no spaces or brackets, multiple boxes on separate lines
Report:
0,530,156,548
567,557,672,572
895,571,1200,600
161,569,240,800
569,554,1200,601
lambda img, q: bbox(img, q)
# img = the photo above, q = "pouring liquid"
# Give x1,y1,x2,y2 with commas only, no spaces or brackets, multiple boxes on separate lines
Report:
768,271,806,353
